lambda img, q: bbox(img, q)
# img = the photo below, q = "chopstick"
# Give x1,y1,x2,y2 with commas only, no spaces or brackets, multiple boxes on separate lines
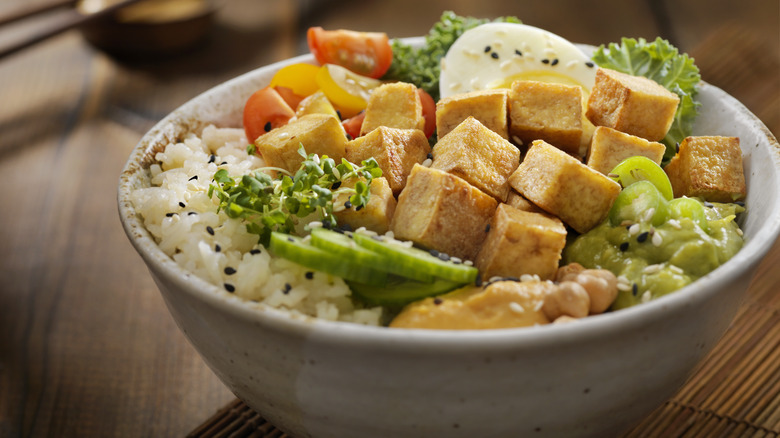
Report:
0,0,143,60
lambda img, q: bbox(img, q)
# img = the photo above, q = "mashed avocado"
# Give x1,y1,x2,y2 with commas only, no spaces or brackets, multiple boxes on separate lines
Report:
563,200,744,309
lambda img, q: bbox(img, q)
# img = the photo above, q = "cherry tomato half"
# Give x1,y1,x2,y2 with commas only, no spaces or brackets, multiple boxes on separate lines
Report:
307,27,393,79
342,111,365,139
243,86,295,143
417,88,436,138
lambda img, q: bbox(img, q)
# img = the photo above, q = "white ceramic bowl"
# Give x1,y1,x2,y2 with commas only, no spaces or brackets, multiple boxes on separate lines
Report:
118,39,780,437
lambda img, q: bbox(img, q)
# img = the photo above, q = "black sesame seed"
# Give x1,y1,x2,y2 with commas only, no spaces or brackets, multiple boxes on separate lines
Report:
305,271,314,280
734,200,745,207
433,298,443,305
515,49,522,56
264,121,272,132
541,58,550,64
188,175,198,181
632,283,638,296
355,204,364,211
287,237,294,242
208,154,216,163
619,242,630,252
475,273,483,287
506,276,520,282
484,45,491,53
206,226,215,236
485,223,491,233
322,218,332,229
344,200,353,209
224,283,235,293
438,252,450,261
188,212,198,216
224,267,236,275
675,142,680,153
165,212,175,217
250,249,261,255
283,283,292,294
491,52,499,59
336,110,342,120
214,244,221,252
585,61,595,68
220,161,228,166
331,181,342,190
179,202,186,208
429,249,440,258
551,58,559,66
703,201,714,208
427,152,433,160
346,133,353,140
637,231,649,243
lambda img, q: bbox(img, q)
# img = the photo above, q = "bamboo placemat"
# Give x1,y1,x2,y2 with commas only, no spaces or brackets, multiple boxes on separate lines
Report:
187,24,780,438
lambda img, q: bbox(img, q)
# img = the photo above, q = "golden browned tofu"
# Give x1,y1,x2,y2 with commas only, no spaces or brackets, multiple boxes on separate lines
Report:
431,117,521,201
508,80,583,156
509,140,621,233
254,114,347,174
436,89,509,139
505,189,548,215
295,90,340,120
475,204,567,280
664,136,746,202
345,126,430,196
586,126,666,174
391,164,498,261
333,177,396,234
360,82,425,135
586,68,680,142
389,280,555,330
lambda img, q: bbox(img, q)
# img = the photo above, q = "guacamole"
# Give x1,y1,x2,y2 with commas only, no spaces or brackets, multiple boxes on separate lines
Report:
564,200,744,309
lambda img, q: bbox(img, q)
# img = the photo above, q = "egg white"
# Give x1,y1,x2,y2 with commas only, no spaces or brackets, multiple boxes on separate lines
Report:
439,22,597,99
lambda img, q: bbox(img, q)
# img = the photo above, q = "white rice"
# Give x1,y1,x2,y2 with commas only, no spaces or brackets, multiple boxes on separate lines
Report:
130,125,383,326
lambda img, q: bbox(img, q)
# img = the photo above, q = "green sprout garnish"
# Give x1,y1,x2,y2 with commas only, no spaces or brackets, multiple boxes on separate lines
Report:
208,145,382,247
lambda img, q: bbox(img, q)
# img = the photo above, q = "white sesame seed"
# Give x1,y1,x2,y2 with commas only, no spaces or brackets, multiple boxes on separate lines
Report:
449,82,462,92
308,221,323,229
277,132,290,140
643,264,664,274
302,235,312,243
628,223,641,236
668,219,682,230
669,265,684,274
520,274,536,282
422,158,433,167
617,275,630,284
643,208,656,223
464,260,474,266
384,230,394,239
652,231,663,247
617,283,632,291
509,302,525,314
641,291,652,303
451,257,462,264
737,228,744,236
489,276,504,283
533,300,544,312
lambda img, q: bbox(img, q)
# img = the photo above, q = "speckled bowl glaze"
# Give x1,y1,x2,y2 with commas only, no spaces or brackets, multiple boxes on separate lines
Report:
118,39,780,438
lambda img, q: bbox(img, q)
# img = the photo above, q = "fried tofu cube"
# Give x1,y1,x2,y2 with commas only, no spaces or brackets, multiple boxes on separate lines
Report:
475,204,567,280
346,126,430,196
509,140,621,233
436,89,509,139
333,177,396,234
586,68,680,142
586,126,666,174
505,189,547,215
254,114,347,174
508,80,583,155
295,90,340,120
664,136,746,202
391,164,498,261
431,117,521,201
360,82,425,135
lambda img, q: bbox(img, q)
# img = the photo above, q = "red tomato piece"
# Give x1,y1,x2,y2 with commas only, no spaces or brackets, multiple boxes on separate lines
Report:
273,85,305,111
342,111,365,140
307,27,393,79
417,88,436,138
243,87,295,144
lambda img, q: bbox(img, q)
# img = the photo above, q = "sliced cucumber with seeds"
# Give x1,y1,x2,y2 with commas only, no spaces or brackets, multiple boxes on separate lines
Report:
347,276,463,308
352,232,478,284
310,228,434,283
269,232,387,286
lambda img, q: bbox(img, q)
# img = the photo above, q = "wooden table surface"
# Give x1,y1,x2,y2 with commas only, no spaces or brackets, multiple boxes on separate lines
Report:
0,0,777,436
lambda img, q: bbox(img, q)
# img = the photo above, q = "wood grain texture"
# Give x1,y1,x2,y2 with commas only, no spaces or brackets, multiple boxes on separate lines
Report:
0,0,776,437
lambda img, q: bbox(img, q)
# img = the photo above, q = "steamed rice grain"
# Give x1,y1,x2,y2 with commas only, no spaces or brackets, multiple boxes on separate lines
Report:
130,125,382,325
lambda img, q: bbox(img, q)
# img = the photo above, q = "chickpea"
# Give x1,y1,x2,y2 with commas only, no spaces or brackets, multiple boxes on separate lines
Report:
576,269,618,314
542,281,590,320
553,315,579,324
555,262,585,283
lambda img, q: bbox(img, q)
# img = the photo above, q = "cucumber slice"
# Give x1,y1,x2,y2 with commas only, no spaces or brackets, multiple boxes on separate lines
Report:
269,232,387,286
352,232,478,284
347,276,463,307
608,180,669,227
310,228,434,283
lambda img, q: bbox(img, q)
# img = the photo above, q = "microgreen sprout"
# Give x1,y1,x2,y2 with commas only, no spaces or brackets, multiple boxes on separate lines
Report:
208,145,381,247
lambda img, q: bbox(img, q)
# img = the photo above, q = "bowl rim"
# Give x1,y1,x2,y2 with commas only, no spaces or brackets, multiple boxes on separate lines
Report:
117,38,780,350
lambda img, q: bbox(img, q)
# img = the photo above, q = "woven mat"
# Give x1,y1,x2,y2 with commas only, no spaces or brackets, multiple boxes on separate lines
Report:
188,25,780,438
